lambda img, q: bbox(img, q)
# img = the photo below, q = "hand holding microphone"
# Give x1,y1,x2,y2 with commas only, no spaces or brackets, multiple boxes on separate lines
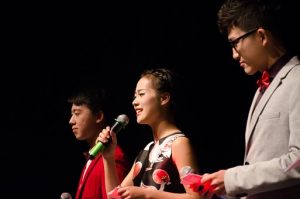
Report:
94,126,116,157
180,166,213,195
89,114,129,159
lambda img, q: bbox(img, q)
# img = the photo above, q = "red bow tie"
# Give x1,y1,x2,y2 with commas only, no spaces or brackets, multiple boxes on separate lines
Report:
256,70,270,91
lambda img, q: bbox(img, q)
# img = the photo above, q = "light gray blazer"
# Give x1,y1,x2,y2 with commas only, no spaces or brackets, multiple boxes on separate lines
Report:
224,56,300,199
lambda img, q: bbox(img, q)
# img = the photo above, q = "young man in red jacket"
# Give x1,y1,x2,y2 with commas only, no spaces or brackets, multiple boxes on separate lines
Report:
68,87,129,199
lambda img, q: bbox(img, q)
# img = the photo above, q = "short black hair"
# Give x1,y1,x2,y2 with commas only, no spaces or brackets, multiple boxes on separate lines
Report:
217,0,298,53
68,87,114,122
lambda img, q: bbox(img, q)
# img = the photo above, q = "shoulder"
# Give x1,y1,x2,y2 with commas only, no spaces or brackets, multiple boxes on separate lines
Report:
291,62,300,80
285,59,300,88
171,135,193,152
287,56,300,77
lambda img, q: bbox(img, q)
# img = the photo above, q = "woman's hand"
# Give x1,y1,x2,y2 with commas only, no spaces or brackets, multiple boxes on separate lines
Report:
118,186,146,199
95,126,117,158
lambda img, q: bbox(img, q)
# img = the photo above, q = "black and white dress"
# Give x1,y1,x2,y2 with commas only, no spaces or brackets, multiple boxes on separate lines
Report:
133,132,186,193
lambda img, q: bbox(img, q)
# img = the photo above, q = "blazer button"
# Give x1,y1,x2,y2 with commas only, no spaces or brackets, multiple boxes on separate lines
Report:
245,161,249,165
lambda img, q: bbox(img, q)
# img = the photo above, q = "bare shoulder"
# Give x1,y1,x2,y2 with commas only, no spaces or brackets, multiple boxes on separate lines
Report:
172,136,194,155
172,135,192,147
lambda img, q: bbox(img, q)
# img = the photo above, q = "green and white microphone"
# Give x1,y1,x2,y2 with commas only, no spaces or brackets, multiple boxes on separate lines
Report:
88,114,129,159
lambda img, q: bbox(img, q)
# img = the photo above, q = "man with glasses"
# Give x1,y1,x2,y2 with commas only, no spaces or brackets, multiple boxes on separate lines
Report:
201,0,300,198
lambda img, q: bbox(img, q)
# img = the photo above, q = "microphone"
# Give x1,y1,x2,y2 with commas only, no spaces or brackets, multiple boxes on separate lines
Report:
60,192,72,199
89,114,129,159
180,166,195,177
180,166,213,194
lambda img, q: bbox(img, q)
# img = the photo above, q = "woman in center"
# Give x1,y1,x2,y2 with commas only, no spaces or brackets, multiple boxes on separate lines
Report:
97,68,205,199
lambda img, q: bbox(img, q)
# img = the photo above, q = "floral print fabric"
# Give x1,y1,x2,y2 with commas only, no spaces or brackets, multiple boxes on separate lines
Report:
133,132,186,193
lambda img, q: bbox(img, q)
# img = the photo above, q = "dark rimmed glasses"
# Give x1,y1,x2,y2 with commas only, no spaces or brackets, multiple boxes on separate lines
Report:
228,28,259,51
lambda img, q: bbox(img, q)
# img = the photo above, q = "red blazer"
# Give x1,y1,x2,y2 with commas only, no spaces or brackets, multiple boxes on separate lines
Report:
75,146,128,199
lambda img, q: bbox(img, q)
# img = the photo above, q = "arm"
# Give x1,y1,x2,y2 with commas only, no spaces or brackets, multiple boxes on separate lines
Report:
171,136,202,198
202,65,300,197
98,127,136,199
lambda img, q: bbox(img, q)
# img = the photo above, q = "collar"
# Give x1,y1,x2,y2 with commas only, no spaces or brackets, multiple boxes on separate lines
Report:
268,53,293,79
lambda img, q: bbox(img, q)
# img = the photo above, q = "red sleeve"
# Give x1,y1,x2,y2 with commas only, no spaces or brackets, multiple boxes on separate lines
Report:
114,145,130,183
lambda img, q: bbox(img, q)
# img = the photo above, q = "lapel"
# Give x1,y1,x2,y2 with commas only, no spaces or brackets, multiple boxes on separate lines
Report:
76,154,102,198
82,154,101,184
245,57,298,151
246,90,260,136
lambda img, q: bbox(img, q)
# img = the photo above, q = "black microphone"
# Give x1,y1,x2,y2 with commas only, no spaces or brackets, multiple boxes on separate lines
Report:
88,114,129,159
60,192,72,199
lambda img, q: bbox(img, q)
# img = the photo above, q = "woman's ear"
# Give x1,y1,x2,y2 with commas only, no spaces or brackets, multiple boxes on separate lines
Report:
160,92,171,106
96,111,104,123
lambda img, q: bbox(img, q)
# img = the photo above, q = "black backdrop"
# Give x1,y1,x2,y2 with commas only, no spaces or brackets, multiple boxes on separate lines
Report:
2,2,262,198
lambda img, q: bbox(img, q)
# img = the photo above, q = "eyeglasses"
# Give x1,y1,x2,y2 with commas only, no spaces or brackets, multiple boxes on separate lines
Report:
228,28,258,51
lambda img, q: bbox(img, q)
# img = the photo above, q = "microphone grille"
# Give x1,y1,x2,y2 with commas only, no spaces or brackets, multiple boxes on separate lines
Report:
60,192,72,199
116,114,129,126
179,166,194,177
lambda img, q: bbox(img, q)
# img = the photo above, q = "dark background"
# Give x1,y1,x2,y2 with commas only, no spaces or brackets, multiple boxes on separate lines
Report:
2,2,263,198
